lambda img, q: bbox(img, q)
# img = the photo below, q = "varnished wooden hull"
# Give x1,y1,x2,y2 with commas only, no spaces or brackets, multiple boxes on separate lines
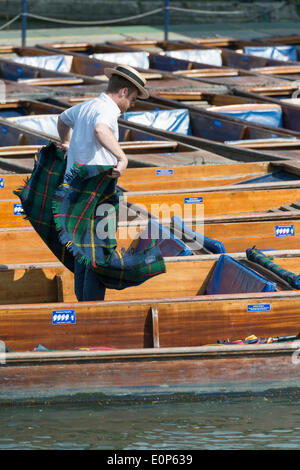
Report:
1,290,300,403
1,341,300,404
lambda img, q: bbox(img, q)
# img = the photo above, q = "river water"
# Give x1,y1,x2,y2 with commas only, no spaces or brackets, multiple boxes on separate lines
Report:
0,395,300,450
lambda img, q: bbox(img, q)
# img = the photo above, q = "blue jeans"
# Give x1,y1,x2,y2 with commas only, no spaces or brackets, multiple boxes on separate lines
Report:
74,260,106,301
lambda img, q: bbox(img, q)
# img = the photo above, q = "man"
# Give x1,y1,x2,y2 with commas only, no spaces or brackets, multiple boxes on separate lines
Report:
56,64,150,302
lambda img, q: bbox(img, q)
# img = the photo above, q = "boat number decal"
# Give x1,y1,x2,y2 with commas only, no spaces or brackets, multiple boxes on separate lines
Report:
1,125,7,134
184,197,203,203
52,310,76,325
0,178,4,188
275,224,295,237
156,169,174,175
213,120,222,127
247,304,270,312
13,203,24,215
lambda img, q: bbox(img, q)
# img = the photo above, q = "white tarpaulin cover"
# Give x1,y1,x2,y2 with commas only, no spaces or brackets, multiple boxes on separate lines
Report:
162,48,222,66
10,114,60,138
122,109,191,134
11,54,73,73
92,52,150,69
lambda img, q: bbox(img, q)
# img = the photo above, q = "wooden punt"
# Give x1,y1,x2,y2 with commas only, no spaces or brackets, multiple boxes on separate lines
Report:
51,91,300,157
3,159,299,198
2,112,299,175
0,46,221,96
2,205,300,265
117,117,300,163
134,39,300,87
121,96,300,146
49,91,300,146
37,41,296,93
1,251,300,403
3,101,300,168
175,39,300,73
123,181,300,219
5,172,300,228
107,39,300,84
0,115,224,172
0,247,300,302
1,291,300,403
118,159,300,191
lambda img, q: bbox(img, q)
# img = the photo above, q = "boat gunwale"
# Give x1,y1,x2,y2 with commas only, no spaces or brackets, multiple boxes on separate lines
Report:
3,340,300,365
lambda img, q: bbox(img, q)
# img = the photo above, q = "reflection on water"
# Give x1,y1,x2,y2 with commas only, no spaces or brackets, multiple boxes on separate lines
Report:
1,396,300,450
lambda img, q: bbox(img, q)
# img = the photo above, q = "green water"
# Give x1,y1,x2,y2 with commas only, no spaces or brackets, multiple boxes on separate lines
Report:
1,395,300,450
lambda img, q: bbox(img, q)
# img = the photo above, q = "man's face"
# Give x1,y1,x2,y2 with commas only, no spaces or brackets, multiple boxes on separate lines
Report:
118,88,138,114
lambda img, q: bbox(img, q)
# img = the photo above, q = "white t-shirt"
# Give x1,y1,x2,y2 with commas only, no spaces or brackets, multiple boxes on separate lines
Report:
59,92,121,176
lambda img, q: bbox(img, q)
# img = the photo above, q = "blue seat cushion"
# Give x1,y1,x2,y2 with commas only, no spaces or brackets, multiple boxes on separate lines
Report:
172,216,225,254
205,254,276,295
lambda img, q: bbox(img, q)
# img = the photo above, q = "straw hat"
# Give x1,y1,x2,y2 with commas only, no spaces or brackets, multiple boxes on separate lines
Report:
104,64,149,99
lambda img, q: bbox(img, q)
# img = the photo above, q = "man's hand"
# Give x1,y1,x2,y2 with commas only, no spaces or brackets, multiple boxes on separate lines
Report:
109,159,127,179
58,142,70,153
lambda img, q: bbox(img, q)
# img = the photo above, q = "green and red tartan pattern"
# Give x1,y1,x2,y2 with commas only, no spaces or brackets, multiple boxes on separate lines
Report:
14,142,166,289
14,141,75,272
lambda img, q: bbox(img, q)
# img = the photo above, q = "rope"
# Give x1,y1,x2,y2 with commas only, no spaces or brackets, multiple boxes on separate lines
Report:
168,6,244,15
0,13,21,31
0,2,289,30
24,8,164,25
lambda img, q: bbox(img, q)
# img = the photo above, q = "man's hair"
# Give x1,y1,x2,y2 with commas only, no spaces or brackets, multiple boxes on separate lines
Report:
106,74,138,95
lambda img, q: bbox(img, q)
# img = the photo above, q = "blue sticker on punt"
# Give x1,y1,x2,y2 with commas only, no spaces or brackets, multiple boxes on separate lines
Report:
275,224,295,237
52,310,76,325
184,196,203,203
0,178,4,188
13,203,24,215
156,169,174,175
247,304,270,312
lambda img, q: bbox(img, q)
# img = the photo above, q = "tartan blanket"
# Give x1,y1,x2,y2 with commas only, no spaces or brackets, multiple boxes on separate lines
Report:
246,246,300,290
14,142,166,289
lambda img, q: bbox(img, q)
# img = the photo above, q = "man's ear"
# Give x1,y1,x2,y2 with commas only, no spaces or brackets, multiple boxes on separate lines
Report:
119,87,128,98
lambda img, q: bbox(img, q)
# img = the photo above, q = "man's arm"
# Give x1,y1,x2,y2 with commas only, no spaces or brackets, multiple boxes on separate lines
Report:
57,115,71,152
94,122,128,178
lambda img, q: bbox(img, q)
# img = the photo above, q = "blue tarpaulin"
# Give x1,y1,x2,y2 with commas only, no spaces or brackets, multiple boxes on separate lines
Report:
237,170,299,184
244,45,298,62
205,254,276,295
208,104,283,128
